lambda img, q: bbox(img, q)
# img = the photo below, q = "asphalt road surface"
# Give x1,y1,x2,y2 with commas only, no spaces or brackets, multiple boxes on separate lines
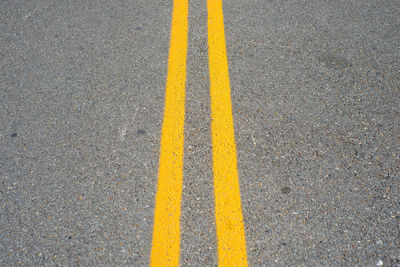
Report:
1,0,399,266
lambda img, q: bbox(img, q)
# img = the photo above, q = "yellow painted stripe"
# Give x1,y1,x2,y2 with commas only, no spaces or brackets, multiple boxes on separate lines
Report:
207,0,248,266
150,0,188,265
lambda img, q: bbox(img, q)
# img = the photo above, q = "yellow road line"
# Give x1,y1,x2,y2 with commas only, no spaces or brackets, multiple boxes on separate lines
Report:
207,0,248,265
150,0,188,265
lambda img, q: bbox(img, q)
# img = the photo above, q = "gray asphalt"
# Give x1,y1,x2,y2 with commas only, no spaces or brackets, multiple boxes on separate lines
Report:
1,0,399,266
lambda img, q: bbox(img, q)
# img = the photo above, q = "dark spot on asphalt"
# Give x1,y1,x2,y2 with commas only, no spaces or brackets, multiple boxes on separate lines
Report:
11,133,17,138
136,26,141,30
281,186,291,194
68,236,72,240
281,242,287,246
317,52,352,69
137,129,146,135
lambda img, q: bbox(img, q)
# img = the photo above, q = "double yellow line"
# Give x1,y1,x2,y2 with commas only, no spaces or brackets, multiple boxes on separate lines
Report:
151,0,247,265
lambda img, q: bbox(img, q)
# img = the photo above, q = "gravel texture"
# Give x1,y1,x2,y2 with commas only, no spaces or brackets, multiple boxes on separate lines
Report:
1,0,399,266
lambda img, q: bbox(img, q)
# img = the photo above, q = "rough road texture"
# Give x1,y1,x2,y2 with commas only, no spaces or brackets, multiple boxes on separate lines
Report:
1,0,399,266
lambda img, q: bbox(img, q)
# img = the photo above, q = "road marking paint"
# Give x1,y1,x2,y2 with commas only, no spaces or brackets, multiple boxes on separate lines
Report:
207,0,248,265
150,0,188,265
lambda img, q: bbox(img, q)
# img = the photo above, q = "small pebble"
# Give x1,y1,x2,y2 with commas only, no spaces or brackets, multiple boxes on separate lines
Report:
281,186,291,194
376,259,383,266
137,129,146,135
11,133,17,138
